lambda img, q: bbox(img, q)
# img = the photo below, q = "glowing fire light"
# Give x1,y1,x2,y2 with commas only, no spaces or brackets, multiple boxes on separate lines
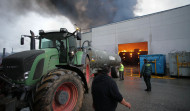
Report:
121,50,127,52
130,53,132,58
118,42,148,53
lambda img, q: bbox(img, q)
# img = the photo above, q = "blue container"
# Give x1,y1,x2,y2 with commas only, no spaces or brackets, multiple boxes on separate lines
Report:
140,54,166,75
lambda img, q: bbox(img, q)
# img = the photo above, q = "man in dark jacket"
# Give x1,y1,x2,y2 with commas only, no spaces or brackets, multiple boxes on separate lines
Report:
140,59,152,91
92,67,131,111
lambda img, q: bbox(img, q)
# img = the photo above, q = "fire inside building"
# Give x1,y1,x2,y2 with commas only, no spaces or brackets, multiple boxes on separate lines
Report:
118,42,148,66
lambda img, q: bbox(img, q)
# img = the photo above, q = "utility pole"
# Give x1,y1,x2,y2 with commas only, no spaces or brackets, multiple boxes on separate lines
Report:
2,48,6,59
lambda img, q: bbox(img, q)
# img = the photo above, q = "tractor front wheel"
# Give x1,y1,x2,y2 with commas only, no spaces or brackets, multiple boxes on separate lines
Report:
33,69,84,111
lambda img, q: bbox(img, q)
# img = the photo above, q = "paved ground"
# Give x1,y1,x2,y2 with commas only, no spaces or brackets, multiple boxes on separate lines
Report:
81,67,190,111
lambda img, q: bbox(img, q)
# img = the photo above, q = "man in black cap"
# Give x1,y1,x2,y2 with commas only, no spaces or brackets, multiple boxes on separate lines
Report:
91,67,131,111
140,59,152,91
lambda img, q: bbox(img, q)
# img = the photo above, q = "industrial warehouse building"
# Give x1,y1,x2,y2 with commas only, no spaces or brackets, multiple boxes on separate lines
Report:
80,5,190,73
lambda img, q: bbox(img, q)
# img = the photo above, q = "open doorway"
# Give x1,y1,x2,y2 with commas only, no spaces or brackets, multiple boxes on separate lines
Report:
118,42,148,66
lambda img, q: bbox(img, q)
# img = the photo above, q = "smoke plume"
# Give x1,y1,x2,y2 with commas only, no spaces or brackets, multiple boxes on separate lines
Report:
0,0,137,53
1,0,137,29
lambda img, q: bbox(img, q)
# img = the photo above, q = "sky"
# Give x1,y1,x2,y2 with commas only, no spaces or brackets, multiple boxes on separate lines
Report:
0,0,190,53
134,0,190,16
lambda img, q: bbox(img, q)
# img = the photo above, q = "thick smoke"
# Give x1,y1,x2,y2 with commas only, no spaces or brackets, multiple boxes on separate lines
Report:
42,0,137,28
0,0,137,29
0,0,137,53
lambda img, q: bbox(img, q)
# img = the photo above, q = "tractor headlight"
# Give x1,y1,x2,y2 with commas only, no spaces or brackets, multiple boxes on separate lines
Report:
71,51,74,56
24,71,30,79
69,51,75,58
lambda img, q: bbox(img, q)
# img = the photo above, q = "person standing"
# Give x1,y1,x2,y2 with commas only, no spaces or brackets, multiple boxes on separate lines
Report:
91,67,131,111
140,59,152,91
119,62,124,80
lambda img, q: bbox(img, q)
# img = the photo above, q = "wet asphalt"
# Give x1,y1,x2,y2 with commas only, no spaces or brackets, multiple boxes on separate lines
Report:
81,67,190,111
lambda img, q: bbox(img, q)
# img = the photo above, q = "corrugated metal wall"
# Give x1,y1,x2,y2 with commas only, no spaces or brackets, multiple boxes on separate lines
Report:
92,24,117,54
169,52,190,77
92,5,190,66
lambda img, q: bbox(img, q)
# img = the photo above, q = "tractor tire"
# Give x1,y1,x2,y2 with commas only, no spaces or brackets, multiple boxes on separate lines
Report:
111,67,119,78
33,69,84,111
83,57,91,88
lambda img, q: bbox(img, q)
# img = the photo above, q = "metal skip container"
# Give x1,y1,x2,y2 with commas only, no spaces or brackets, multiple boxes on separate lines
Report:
140,54,166,75
169,52,190,77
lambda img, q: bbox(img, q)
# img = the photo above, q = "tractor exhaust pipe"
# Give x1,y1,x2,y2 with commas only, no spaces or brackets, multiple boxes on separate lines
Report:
30,30,35,50
21,30,36,50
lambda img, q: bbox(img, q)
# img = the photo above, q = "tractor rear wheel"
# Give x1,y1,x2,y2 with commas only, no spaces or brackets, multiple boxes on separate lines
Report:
33,69,84,111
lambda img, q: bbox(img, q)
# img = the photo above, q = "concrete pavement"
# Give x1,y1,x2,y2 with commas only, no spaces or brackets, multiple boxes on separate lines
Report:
81,71,190,111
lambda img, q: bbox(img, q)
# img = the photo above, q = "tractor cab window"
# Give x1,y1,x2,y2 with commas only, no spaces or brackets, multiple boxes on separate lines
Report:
57,40,66,52
40,32,67,50
41,38,66,51
58,40,67,63
69,36,77,52
41,38,55,49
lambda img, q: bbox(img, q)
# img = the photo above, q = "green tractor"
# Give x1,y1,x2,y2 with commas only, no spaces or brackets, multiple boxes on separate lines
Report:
0,28,91,111
0,28,120,111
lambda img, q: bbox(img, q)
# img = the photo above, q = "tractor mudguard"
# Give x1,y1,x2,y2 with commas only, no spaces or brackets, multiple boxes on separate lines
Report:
56,65,88,93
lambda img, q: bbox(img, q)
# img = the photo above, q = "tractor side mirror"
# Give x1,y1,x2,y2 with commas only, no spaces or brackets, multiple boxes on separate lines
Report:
21,37,24,45
76,32,81,40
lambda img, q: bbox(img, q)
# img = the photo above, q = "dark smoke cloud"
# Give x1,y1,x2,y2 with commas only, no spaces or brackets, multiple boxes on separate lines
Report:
0,0,137,29
48,0,137,28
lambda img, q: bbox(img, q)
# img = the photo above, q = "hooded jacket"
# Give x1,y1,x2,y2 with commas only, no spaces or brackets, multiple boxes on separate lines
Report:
91,73,123,111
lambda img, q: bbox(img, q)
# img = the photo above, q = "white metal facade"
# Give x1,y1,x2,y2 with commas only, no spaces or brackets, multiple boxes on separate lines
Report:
91,5,190,65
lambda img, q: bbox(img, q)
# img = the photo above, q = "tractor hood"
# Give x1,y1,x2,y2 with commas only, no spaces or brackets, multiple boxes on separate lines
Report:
2,50,45,81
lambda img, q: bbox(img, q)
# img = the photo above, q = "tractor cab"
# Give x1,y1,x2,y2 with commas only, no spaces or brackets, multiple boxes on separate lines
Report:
39,28,81,64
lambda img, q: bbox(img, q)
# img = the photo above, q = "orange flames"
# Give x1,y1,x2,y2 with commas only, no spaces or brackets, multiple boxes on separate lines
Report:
118,42,148,53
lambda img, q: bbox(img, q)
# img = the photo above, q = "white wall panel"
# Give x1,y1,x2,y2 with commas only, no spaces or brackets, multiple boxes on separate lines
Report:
151,37,190,63
92,23,117,53
92,5,190,66
78,32,92,47
150,6,190,41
